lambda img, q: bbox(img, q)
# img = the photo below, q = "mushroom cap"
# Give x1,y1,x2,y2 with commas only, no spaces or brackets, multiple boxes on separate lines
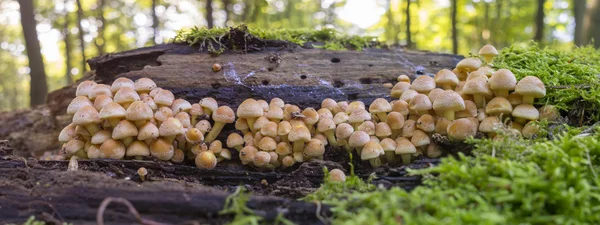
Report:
99,102,126,120
126,141,150,157
149,87,163,97
348,109,371,124
456,100,477,118
432,90,466,112
333,112,349,125
337,101,349,113
348,131,370,148
456,58,482,72
428,88,445,103
478,44,499,57
63,139,85,155
94,95,114,111
401,119,416,138
276,142,292,156
314,134,329,148
391,82,411,98
171,99,192,114
416,114,435,132
126,101,154,121
159,117,184,137
411,130,430,147
397,75,411,83
213,106,235,123
114,87,140,104
196,151,217,169
260,121,278,137
453,68,468,80
447,118,477,141
99,139,126,159
283,104,301,120
317,118,336,133
395,137,417,154
329,169,346,182
134,78,157,93
479,116,502,133
522,121,540,139
67,96,94,115
253,116,270,131
515,76,546,98
196,120,212,135
345,101,366,114
486,97,513,115
73,105,101,125
409,94,433,112
89,84,113,100
302,108,320,125
392,100,410,116
268,151,278,164
258,136,277,151
154,107,174,122
369,98,392,113
154,89,175,106
466,71,488,81
461,77,493,97
137,167,148,176
189,103,204,117
386,113,404,130
150,138,174,160
186,128,204,143
175,112,191,128
375,122,392,138
235,118,249,131
304,138,325,157
508,92,523,106
113,120,138,139
361,141,383,160
111,77,135,93
91,130,112,145
266,105,284,120
277,121,292,136
270,98,285,108
380,138,397,152
434,117,450,135
76,80,97,97
477,66,496,77
321,98,337,111
288,125,311,142
138,122,159,140
358,121,376,135
237,98,263,118
539,105,560,121
253,151,271,167
489,69,517,91
227,133,244,148
400,89,419,103
317,108,333,121
239,146,258,165
208,140,222,154
512,104,540,121
58,124,77,142
434,69,459,87
257,100,269,112
410,76,436,93
335,123,354,140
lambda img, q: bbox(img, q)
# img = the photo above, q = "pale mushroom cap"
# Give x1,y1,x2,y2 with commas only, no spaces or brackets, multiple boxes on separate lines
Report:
380,138,397,152
196,151,217,169
479,44,499,57
456,100,477,118
89,84,113,100
333,112,349,125
239,146,258,164
304,138,325,157
461,77,493,97
411,130,431,147
268,151,278,164
137,167,148,176
375,122,392,137
154,107,174,122
392,100,410,116
75,125,90,137
321,98,337,111
114,87,140,104
175,112,191,128
317,108,333,121
266,105,284,120
335,123,354,139
235,118,249,131
348,131,370,148
358,121,376,135
67,96,93,115
466,71,488,81
489,69,517,91
447,118,477,141
397,75,411,83
433,90,466,112
288,125,311,142
220,148,232,160
479,116,502,133
258,136,277,151
111,77,135,93
515,76,546,98
402,119,416,137
522,121,540,139
369,98,392,113
99,139,126,159
213,106,235,123
317,118,336,133
253,151,271,167
337,101,349,113
387,112,405,129
58,124,77,142
456,58,482,72
395,137,416,154
257,100,269,112
134,78,157,93
276,142,292,156
270,98,285,108
126,141,150,157
313,133,328,146
159,117,184,137
186,128,204,143
171,99,192,114
227,133,244,148
199,97,219,112
253,116,270,131
91,130,112,145
486,97,513,115
400,89,419,103
99,102,126,120
94,95,113,111
302,108,320,125
63,139,85,155
539,105,560,121
348,109,371,124
435,117,450,135
508,92,523,106
149,87,163,97
209,140,223,153
409,94,432,112
126,101,154,121
260,122,278,137
76,80,97,97
416,114,435,132
477,66,496,77
410,76,436,93
329,169,346,182
189,103,204,117
428,88,445,103
113,120,138,139
73,105,101,125
154,89,175,106
512,104,540,121
361,141,383,160
277,121,292,136
345,101,366,114
434,69,459,87
138,122,159,140
237,98,263,118
391,82,411,98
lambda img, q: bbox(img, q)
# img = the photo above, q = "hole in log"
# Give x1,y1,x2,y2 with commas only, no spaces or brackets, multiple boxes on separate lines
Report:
300,75,307,80
359,77,372,84
347,93,359,100
333,80,344,88
416,70,424,75
331,58,341,63
262,80,270,85
211,83,221,89
368,64,374,67
268,67,274,72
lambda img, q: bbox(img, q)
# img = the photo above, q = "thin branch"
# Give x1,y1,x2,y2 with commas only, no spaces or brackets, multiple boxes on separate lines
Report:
97,197,172,225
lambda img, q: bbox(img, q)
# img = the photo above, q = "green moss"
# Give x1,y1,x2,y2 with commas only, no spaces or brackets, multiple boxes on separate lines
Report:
220,186,263,225
302,163,376,203
6,216,72,225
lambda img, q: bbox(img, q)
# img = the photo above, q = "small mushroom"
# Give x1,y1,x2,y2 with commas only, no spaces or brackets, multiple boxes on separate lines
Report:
126,101,154,127
171,149,185,163
209,140,223,154
99,139,126,159
253,151,271,168
515,76,546,105
281,155,295,168
512,104,539,124
380,138,397,164
400,89,419,103
258,137,277,152
369,98,392,122
72,105,102,135
276,142,292,156
479,116,502,138
303,138,325,160
288,125,311,153
134,78,157,94
395,137,416,165
485,97,513,121
266,105,284,123
93,95,113,111
237,99,264,132
461,76,492,108
76,80,97,97
205,106,235,142
348,109,371,130
375,122,392,139
416,114,435,133
335,123,354,151
401,119,416,138
317,118,338,147
127,141,150,160
111,77,135,93
478,44,499,64
489,69,517,97
432,90,465,120
539,105,560,121
89,84,113,100
235,118,250,134
328,169,346,182
358,121,376,136
434,69,459,90
447,118,477,141
348,131,370,154
58,124,77,143
239,146,258,165
91,130,112,145
391,82,411,98
409,94,432,116
410,75,436,94
114,87,140,108
67,96,93,115
397,75,411,83
302,108,320,133
411,130,430,153
113,120,138,147
159,117,184,143
154,89,175,107
522,121,540,139
456,100,477,119
277,121,292,143
150,138,174,160
227,133,244,151
456,58,482,74
345,101,366,114
137,167,148,181
189,103,204,126
426,142,442,158
196,151,217,169
361,141,383,168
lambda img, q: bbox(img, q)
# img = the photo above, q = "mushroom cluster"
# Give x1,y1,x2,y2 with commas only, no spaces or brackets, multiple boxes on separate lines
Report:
58,77,234,169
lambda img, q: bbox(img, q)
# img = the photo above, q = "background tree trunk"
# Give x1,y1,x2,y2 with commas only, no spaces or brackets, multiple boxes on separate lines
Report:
534,0,545,42
75,0,87,72
18,0,48,107
223,0,231,26
152,0,159,44
206,0,214,28
95,0,105,54
573,0,585,46
589,0,600,48
406,0,412,48
451,0,458,54
63,0,73,85
385,0,397,44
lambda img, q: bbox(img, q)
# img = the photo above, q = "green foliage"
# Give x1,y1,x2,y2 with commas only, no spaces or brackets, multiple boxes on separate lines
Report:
220,186,263,225
302,165,376,203
6,216,71,225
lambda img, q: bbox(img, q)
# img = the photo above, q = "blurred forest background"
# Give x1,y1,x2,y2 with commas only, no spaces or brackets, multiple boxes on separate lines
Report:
1,0,599,111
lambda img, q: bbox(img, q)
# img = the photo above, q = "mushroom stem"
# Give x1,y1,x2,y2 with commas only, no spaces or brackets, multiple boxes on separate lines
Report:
400,154,411,165
269,119,281,123
280,135,289,143
122,137,134,147
166,136,176,144
205,122,225,143
523,96,535,105
292,141,305,153
74,149,87,159
352,123,360,131
385,152,397,164
442,110,455,121
376,113,388,122
246,117,257,132
515,118,527,125
355,146,363,155
484,56,493,64
391,129,400,139
233,145,242,151
494,90,509,98
441,84,453,90
109,118,120,127
324,131,338,147
487,132,496,138
134,120,146,128
122,102,132,109
473,95,485,108
369,157,382,168
177,140,186,150
85,124,100,135
308,126,316,135
203,108,213,117
191,116,199,127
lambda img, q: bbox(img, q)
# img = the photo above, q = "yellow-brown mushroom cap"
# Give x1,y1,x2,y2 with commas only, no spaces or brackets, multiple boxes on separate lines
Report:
432,90,465,112
270,98,285,108
512,104,540,121
199,97,219,112
456,100,477,118
416,114,435,132
391,82,411,98
58,124,77,142
277,121,292,136
114,87,140,104
111,77,135,93
317,118,336,133
171,99,192,114
348,109,371,124
461,77,493,97
447,118,477,141
427,88,445,103
126,141,150,157
213,106,235,123
112,120,138,139
253,151,271,167
410,75,436,93
227,133,244,148
397,75,411,83
489,69,517,92
159,117,184,137
434,69,459,88
73,105,101,125
302,108,320,125
515,76,546,98
67,96,94,115
411,130,430,148
394,137,416,154
399,89,419,103
304,138,325,158
288,125,311,142
266,105,284,121
348,131,370,149
89,84,113,100
239,146,258,164
486,97,513,115
258,137,277,151
99,139,126,159
478,44,499,58
333,112,349,125
369,98,392,114
391,100,410,116
196,151,217,169
94,95,114,111
380,138,397,152
91,130,112,145
260,122,278,138
358,121,376,135
456,58,482,72
76,80,97,97
361,141,383,160
375,122,392,138
329,169,346,182
409,94,432,112
466,71,488,81
237,98,263,118
335,123,354,140
134,78,157,93
126,101,154,121
479,116,502,133
387,112,405,129
186,128,204,143
138,122,159,140
154,89,175,106
321,98,337,111
276,142,292,156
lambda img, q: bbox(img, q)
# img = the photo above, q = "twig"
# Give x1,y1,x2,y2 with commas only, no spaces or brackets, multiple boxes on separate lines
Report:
97,197,172,225
313,200,328,224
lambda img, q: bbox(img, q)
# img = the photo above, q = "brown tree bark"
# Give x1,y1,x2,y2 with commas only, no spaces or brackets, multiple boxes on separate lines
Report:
206,0,214,28
75,0,87,72
63,0,73,85
18,0,48,107
223,0,231,26
573,0,585,46
152,0,159,44
451,0,458,54
95,0,105,54
534,0,545,42
406,0,412,48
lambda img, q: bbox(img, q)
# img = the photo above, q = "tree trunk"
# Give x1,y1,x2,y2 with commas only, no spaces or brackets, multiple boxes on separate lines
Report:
152,0,159,44
573,0,585,46
206,0,214,28
95,0,105,54
451,0,458,54
223,0,231,26
406,0,412,48
63,0,73,85
534,0,545,42
18,0,48,107
75,0,87,72
584,0,598,46
590,0,600,48
385,0,397,44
